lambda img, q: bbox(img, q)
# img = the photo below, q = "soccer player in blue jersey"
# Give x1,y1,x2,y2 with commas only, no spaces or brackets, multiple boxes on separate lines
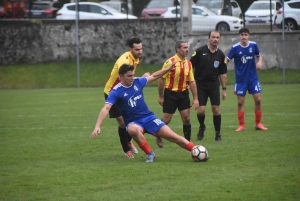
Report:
226,28,268,132
90,63,197,163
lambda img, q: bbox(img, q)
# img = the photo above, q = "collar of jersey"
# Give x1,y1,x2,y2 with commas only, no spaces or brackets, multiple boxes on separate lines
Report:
128,51,140,65
174,54,187,63
206,44,219,52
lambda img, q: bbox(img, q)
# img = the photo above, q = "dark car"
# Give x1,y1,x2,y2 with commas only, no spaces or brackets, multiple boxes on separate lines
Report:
24,1,62,18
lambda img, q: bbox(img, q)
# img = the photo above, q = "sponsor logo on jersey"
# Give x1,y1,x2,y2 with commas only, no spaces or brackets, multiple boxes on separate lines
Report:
128,95,142,107
241,55,253,64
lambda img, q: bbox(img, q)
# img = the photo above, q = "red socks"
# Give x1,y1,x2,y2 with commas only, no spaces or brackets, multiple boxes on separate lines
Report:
238,110,262,126
185,142,195,151
238,111,245,126
255,110,262,125
138,140,153,155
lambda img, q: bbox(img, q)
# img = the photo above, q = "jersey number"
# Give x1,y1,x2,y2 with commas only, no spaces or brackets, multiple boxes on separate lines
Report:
153,119,163,126
255,83,261,91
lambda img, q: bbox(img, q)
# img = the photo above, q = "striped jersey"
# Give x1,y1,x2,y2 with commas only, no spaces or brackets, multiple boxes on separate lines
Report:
104,51,140,95
162,54,194,92
227,41,260,84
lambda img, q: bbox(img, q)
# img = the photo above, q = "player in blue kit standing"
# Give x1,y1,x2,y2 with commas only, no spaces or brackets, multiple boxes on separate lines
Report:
226,28,268,132
90,63,198,163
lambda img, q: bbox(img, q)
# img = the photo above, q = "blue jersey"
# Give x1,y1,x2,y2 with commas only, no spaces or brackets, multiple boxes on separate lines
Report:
106,77,154,126
227,41,260,84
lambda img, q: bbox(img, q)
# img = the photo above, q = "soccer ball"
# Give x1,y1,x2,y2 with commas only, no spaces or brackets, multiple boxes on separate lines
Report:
191,145,209,162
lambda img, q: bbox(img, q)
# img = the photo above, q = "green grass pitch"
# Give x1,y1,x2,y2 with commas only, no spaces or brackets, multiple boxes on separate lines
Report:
0,84,299,200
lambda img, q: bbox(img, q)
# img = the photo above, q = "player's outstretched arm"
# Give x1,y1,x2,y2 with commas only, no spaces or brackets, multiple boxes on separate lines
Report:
147,61,177,84
158,77,165,106
90,103,112,138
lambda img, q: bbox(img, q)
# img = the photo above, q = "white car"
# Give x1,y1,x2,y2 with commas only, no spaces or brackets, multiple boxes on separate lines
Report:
230,0,243,19
275,0,300,31
56,2,137,20
245,0,282,25
195,0,243,19
160,5,243,32
99,1,133,15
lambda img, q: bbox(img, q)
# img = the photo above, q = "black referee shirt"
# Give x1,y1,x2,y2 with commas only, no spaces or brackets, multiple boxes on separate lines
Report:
190,45,227,84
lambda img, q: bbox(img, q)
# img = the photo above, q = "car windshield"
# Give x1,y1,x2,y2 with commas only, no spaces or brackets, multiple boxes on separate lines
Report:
32,3,50,10
102,3,119,11
198,6,218,15
147,0,174,8
249,2,275,10
208,0,223,9
196,0,218,7
171,6,217,16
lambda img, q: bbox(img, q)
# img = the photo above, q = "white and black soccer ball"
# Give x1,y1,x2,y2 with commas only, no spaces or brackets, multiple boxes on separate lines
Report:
191,145,209,162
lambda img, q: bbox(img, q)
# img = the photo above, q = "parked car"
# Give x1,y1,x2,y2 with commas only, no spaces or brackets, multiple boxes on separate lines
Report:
141,0,178,18
244,0,282,25
0,0,27,18
275,0,300,31
56,2,137,20
195,0,242,19
24,1,62,18
160,5,243,32
99,1,133,15
230,0,242,19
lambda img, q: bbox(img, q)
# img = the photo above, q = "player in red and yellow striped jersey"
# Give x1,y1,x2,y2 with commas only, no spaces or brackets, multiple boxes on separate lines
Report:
158,41,199,142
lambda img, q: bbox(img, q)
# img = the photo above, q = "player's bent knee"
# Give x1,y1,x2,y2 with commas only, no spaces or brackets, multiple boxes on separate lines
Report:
127,124,142,137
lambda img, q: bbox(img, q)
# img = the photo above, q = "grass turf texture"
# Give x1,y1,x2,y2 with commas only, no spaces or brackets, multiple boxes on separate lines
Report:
0,61,299,89
1,85,300,200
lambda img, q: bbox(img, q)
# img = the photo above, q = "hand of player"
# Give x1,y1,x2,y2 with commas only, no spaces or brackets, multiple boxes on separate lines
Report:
222,90,227,100
192,99,199,110
142,72,150,77
167,61,178,71
256,62,262,70
90,127,101,138
158,97,164,106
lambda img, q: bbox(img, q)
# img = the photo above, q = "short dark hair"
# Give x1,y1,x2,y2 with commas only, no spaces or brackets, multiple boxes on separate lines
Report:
239,27,250,34
119,64,134,75
127,37,142,48
175,40,186,50
208,30,221,38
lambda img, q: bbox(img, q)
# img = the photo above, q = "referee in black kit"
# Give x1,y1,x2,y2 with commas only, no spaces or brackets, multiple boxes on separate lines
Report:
190,30,227,141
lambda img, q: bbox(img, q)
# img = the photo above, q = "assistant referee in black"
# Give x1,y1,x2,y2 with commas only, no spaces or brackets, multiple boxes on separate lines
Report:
190,30,227,141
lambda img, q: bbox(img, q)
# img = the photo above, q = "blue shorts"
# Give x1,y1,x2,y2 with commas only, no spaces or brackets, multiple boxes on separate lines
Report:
127,115,166,136
234,81,262,96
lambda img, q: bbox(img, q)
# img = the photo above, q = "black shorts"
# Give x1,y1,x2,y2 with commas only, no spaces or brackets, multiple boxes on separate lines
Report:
163,89,191,114
104,93,121,118
197,82,220,106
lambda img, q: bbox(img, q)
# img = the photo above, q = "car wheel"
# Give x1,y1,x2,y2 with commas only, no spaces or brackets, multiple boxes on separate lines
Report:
284,19,297,31
216,22,230,32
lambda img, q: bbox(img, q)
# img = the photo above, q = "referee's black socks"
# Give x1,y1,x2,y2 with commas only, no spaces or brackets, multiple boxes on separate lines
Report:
197,114,206,128
213,114,221,133
183,124,191,141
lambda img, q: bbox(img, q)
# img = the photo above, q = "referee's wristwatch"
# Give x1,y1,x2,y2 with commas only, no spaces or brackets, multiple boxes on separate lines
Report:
222,87,227,91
